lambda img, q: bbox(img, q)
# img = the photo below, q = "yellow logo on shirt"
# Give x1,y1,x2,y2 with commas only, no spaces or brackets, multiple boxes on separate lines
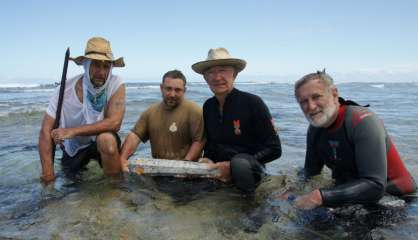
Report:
169,122,178,132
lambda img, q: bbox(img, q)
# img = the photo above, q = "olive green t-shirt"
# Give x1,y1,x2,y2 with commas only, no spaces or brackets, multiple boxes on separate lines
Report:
132,99,204,159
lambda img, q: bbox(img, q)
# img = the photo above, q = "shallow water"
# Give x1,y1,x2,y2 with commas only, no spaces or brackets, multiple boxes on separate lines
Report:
0,81,417,239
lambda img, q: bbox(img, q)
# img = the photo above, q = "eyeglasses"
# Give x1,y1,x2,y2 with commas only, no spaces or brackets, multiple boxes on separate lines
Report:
204,66,235,78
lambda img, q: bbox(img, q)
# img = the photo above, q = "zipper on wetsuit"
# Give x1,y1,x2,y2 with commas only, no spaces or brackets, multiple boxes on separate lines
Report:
218,106,223,123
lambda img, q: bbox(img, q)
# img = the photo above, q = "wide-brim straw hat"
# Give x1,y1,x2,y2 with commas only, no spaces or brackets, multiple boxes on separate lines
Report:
71,37,125,67
192,48,246,74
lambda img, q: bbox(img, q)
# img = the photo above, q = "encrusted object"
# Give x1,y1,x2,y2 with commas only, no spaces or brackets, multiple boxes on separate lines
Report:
129,158,220,177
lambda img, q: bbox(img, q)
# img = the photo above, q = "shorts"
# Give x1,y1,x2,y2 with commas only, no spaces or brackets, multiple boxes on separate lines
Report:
61,133,121,174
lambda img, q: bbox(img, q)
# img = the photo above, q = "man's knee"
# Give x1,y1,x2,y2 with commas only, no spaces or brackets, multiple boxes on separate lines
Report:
230,153,263,193
96,132,119,155
231,154,252,173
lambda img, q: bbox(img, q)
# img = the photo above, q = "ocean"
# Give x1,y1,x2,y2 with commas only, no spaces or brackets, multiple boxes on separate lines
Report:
0,81,417,239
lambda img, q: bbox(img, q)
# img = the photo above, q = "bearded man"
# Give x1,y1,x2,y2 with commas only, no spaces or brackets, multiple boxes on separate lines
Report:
119,70,204,170
292,70,416,209
39,37,126,183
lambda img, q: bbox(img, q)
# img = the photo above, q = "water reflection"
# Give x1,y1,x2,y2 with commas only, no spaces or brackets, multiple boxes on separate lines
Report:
1,165,416,239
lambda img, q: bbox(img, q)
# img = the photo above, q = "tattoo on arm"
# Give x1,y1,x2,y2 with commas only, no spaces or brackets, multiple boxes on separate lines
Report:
113,100,125,109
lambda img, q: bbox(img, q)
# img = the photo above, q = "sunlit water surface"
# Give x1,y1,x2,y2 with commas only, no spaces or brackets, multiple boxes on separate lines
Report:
0,82,417,239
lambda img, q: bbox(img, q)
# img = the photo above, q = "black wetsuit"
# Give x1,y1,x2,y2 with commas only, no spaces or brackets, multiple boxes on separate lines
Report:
305,100,417,206
203,88,281,192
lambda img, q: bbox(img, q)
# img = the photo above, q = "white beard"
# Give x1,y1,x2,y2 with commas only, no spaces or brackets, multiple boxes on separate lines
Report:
306,103,338,128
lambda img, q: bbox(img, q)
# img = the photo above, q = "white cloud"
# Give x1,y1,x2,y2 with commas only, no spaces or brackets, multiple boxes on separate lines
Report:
329,62,418,82
356,62,418,75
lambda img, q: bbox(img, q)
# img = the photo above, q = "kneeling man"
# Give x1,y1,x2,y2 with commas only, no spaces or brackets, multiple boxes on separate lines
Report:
120,70,205,171
293,70,416,209
192,48,282,193
39,37,126,183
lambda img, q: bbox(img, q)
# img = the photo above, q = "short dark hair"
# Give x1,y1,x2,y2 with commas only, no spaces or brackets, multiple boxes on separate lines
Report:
162,69,187,86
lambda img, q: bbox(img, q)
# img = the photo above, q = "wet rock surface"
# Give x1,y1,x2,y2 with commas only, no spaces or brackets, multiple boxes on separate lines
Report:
0,165,417,240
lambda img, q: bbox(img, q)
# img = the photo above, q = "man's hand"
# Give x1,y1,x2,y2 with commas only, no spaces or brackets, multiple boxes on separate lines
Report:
120,157,130,172
207,161,232,183
294,189,323,210
51,128,75,144
198,158,213,164
40,173,56,185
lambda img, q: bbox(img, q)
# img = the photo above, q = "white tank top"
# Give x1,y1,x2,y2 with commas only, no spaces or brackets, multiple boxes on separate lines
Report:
46,74,123,157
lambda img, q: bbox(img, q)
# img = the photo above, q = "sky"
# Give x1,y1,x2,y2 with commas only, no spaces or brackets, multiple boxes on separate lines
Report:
1,0,418,84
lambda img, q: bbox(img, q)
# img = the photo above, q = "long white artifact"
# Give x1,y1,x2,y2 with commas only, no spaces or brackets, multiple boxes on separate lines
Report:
129,158,220,177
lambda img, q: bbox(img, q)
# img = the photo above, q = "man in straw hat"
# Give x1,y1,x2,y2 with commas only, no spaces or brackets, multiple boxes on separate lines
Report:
192,48,282,193
39,37,126,183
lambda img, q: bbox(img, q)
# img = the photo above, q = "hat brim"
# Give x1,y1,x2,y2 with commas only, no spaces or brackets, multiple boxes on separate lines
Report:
71,54,125,67
191,59,246,74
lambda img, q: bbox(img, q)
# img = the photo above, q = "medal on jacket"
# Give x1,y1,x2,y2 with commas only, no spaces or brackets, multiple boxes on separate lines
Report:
233,119,241,135
169,122,178,132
